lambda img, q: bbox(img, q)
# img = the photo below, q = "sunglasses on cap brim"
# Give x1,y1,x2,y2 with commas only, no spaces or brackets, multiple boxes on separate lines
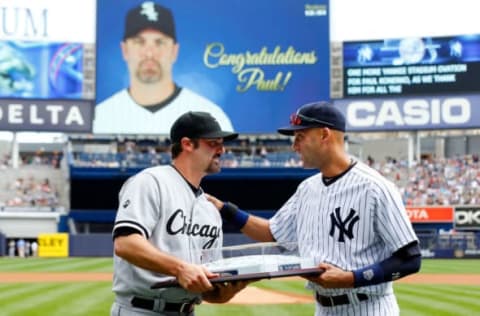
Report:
289,113,335,128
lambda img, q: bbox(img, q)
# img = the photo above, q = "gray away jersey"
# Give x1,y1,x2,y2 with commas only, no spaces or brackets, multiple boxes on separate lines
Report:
112,165,223,301
270,160,418,297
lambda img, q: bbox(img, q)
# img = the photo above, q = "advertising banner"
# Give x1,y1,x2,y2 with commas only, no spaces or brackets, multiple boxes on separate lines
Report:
406,206,454,223
0,99,92,132
455,206,480,230
333,93,480,131
38,233,69,257
0,0,96,132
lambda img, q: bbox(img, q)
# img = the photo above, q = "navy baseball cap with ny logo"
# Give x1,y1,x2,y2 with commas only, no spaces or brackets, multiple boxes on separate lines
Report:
278,101,346,135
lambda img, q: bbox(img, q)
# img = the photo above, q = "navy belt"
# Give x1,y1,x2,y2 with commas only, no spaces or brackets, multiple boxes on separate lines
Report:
131,297,195,313
316,292,368,307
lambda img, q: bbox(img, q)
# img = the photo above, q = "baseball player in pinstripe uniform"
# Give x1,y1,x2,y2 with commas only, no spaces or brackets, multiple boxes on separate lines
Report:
111,111,246,316
207,101,421,316
93,1,233,134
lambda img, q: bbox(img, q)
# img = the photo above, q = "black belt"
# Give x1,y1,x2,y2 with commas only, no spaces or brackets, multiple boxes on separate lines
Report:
316,292,368,307
131,297,195,313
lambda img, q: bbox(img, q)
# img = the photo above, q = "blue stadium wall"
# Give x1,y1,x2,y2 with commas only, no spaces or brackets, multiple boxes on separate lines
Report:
66,233,257,257
69,166,317,233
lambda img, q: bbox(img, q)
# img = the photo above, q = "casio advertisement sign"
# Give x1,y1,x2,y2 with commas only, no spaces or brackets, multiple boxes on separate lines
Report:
334,94,480,131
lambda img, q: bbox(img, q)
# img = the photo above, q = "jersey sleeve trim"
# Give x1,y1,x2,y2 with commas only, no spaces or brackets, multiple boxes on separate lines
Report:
112,226,143,240
113,220,149,239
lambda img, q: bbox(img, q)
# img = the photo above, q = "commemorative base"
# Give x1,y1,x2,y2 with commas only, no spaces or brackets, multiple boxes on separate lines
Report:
151,242,322,288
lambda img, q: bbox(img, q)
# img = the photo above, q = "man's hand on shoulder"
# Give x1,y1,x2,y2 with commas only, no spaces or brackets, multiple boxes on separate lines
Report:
205,193,224,210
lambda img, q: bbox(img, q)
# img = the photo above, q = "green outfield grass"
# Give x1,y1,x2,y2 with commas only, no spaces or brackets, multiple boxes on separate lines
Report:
0,258,479,316
417,259,480,273
0,257,113,272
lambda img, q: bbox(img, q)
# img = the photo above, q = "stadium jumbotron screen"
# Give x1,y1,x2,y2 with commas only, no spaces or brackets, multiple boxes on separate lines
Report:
329,0,480,132
94,0,330,135
336,35,480,99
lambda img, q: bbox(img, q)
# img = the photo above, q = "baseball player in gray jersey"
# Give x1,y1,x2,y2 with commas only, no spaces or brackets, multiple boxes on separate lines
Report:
111,111,246,316
207,101,421,316
93,1,233,135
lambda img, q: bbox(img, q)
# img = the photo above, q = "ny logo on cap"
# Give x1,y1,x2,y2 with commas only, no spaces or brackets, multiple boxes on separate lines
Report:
140,1,158,21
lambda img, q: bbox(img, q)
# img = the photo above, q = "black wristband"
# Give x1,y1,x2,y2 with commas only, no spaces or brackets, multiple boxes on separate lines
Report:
220,202,239,221
220,202,249,229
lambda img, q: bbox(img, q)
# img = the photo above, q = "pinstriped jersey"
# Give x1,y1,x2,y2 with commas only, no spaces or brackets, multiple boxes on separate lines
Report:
112,165,223,302
269,160,418,297
93,87,233,134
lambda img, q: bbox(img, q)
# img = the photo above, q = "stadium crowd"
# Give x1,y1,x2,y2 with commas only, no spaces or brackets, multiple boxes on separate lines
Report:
369,154,480,206
2,176,59,208
0,151,62,170
67,139,480,205
69,137,480,206
4,137,478,207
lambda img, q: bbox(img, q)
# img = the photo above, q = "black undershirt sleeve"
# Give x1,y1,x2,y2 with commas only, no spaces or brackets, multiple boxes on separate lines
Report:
112,227,143,240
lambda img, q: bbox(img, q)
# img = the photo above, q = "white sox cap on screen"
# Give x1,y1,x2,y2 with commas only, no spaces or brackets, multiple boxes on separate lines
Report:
123,1,176,42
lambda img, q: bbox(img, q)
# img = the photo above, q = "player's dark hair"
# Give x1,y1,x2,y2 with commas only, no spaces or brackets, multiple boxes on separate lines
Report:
171,138,199,159
171,142,181,158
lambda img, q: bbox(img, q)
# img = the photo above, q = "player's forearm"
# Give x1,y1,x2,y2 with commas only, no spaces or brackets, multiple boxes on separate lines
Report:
114,234,185,276
353,241,421,287
220,202,274,242
241,215,274,242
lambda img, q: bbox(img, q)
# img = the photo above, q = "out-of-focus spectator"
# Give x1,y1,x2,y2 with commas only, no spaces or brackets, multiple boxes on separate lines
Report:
0,154,9,169
367,155,374,166
8,239,15,257
51,151,61,168
25,240,31,257
40,178,52,193
31,241,38,257
31,149,44,165
16,238,25,258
